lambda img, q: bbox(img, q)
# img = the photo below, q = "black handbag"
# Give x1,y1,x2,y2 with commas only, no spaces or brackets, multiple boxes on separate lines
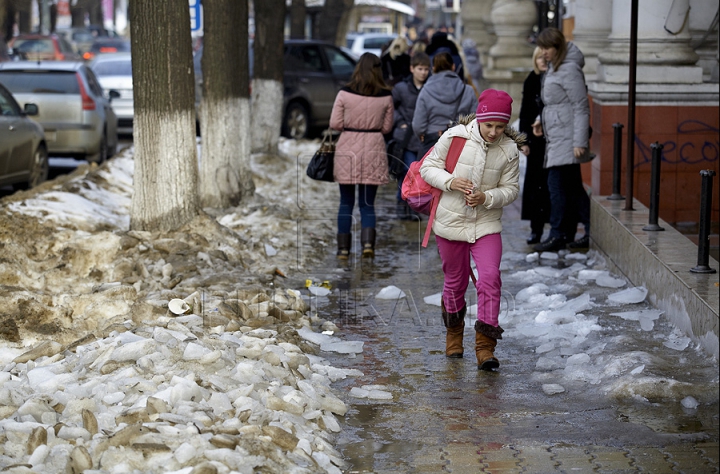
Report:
306,132,335,182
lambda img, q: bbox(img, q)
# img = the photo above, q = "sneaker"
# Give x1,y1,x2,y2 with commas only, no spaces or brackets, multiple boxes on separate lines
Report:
567,235,590,250
534,236,567,252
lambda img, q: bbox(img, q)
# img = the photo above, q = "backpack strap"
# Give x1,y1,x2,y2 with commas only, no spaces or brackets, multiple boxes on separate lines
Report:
422,137,467,247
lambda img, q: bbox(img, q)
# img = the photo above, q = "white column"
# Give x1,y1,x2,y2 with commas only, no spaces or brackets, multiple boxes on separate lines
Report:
571,0,612,79
460,0,496,67
596,0,702,84
689,0,719,82
485,0,536,73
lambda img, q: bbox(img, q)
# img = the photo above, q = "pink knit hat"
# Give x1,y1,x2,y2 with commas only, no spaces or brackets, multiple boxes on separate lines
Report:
476,89,513,124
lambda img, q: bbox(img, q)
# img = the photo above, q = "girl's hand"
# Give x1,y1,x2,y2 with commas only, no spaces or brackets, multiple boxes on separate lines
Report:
532,120,543,137
465,189,486,207
450,177,474,194
520,144,530,155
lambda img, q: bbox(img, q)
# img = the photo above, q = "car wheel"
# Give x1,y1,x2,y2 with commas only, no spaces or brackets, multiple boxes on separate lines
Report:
282,102,309,140
14,144,49,190
90,133,108,164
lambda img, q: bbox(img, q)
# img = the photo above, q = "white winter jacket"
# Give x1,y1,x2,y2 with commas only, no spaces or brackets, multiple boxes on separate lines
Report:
420,120,521,243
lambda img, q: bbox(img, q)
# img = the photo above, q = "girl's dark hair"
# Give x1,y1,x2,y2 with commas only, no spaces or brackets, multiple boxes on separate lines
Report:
346,53,390,96
432,52,454,73
536,27,568,70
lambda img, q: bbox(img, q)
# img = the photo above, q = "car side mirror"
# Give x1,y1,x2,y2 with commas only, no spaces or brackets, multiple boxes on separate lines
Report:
108,89,121,101
24,103,39,116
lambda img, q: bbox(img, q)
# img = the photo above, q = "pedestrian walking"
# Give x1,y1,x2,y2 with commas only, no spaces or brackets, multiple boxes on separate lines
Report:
330,53,394,259
380,36,412,87
533,27,592,252
424,31,465,82
390,52,431,220
519,47,551,245
419,89,522,370
412,52,476,158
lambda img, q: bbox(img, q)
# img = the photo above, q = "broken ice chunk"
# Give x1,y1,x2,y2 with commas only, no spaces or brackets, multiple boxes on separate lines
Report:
542,384,565,395
607,286,648,304
423,293,442,306
663,334,691,351
376,286,406,299
596,274,626,288
681,396,699,409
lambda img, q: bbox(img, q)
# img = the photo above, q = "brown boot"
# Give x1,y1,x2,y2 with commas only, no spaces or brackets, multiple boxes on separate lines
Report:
337,233,351,260
442,301,466,358
361,228,376,258
474,320,504,370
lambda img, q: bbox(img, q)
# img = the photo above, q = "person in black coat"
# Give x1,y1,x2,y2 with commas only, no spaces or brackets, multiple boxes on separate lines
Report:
425,31,465,82
519,47,551,245
380,36,412,87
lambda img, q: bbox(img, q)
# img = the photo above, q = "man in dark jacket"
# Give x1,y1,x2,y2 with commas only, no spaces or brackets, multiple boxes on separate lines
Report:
425,31,465,83
390,52,431,219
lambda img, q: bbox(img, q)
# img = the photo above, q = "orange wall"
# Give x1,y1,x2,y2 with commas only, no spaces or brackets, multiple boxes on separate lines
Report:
588,100,719,225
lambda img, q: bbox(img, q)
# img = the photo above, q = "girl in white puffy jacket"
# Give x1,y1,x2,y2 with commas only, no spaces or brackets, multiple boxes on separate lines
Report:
420,89,524,371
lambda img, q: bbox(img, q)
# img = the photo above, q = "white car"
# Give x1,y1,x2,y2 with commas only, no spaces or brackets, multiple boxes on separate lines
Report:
346,33,397,58
89,52,133,135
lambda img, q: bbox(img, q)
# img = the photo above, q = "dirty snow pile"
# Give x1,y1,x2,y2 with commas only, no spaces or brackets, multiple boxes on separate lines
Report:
0,140,366,473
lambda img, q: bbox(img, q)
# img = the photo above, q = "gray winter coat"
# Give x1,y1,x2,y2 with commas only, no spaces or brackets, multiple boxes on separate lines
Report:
541,42,590,168
412,70,476,141
391,76,423,152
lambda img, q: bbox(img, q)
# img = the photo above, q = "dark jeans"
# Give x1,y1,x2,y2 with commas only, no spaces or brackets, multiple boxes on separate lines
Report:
547,164,590,241
338,184,378,234
396,149,418,201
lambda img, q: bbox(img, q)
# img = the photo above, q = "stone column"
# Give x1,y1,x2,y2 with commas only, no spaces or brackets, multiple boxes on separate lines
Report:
571,0,612,79
461,0,496,68
689,0,719,82
596,0,702,85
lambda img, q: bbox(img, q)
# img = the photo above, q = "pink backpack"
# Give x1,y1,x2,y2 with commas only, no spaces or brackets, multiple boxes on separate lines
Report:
401,137,467,247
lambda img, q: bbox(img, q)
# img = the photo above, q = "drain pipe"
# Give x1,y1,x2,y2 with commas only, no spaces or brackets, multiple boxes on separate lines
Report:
624,0,639,211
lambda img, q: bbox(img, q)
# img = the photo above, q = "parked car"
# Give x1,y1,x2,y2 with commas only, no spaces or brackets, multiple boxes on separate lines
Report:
56,26,121,55
82,38,131,61
0,82,48,189
194,39,357,139
8,33,82,61
346,33,397,57
89,52,133,134
0,61,119,163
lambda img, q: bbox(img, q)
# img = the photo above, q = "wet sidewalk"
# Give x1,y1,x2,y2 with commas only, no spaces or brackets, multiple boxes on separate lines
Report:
296,183,719,473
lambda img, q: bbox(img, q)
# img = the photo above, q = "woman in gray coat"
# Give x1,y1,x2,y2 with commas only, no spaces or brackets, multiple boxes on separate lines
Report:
412,52,476,158
533,28,591,252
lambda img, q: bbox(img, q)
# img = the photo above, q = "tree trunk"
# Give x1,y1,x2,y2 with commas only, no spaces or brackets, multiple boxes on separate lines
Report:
251,0,285,154
130,0,199,232
316,0,353,45
289,0,305,39
0,0,8,43
70,6,85,26
199,0,255,208
13,0,31,33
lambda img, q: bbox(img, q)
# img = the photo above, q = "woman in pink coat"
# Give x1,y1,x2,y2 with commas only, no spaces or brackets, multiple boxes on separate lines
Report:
330,53,394,259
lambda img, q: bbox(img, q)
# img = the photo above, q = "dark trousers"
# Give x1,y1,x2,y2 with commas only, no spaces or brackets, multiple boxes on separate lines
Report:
396,149,418,201
547,164,590,241
338,184,378,234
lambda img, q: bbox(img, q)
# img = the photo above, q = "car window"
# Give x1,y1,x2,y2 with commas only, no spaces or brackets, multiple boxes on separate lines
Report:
84,69,104,96
0,71,80,94
92,60,132,77
364,37,394,50
323,46,355,76
287,45,326,73
12,39,54,54
0,86,21,116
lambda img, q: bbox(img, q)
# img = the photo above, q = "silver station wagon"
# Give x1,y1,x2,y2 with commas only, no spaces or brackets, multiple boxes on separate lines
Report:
0,61,118,163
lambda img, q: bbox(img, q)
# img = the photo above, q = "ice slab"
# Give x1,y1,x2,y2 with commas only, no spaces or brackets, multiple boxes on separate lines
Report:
596,274,626,288
376,286,406,299
607,286,648,304
681,396,699,409
542,384,565,395
423,293,442,306
308,286,331,296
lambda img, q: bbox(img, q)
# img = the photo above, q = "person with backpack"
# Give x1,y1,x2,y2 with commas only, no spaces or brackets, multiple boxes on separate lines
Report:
390,52,431,220
412,52,476,158
419,89,523,371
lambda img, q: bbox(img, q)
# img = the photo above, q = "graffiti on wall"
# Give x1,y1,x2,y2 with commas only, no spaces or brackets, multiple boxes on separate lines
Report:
635,120,719,167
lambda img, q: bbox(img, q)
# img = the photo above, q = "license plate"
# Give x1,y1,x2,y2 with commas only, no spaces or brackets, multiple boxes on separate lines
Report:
45,130,57,141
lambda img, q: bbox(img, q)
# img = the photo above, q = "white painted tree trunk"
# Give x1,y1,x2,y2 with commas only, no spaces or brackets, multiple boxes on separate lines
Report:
199,97,254,208
131,110,199,232
251,79,284,154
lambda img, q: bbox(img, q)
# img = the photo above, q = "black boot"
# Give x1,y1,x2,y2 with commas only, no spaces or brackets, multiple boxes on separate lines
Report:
337,233,351,260
361,228,376,258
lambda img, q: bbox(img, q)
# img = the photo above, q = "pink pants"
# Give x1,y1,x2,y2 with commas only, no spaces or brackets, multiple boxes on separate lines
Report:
436,233,502,327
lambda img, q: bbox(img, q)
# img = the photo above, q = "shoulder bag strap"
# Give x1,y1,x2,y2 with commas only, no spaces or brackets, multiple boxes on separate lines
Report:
422,137,467,247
